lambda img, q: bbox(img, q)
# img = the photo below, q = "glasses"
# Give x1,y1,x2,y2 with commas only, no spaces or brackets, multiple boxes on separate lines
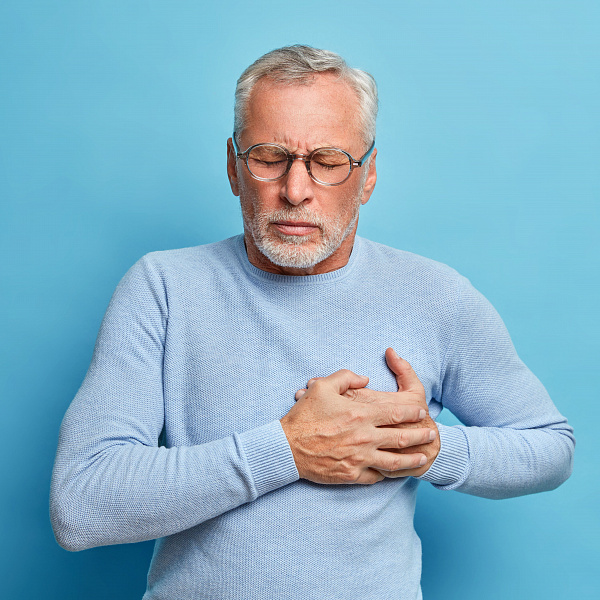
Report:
232,133,375,186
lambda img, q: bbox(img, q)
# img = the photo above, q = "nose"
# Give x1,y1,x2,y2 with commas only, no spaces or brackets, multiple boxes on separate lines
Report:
280,157,315,206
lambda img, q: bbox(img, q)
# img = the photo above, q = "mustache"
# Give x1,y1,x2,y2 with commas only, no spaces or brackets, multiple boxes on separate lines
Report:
265,207,325,229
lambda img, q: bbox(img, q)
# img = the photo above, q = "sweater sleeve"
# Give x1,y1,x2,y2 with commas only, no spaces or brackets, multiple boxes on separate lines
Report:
50,256,299,552
419,276,575,499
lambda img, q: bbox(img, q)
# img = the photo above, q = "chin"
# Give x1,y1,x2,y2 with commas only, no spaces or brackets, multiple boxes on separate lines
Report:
257,238,333,269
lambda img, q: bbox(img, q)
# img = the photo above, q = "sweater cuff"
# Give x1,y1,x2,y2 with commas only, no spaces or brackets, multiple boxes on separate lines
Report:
237,420,299,498
418,424,470,488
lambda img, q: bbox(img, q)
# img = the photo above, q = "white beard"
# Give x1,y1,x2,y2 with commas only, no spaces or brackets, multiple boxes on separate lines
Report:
242,200,361,269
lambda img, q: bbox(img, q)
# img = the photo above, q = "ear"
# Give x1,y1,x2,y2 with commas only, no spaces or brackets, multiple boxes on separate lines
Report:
360,148,377,205
227,137,240,197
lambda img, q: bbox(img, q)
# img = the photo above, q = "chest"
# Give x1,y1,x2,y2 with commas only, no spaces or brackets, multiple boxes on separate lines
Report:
160,277,446,446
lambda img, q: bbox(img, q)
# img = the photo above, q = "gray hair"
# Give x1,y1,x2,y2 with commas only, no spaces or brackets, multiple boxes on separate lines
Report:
234,45,378,146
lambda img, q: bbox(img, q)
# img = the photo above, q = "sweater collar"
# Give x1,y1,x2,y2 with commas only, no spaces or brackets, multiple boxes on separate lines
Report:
235,234,362,285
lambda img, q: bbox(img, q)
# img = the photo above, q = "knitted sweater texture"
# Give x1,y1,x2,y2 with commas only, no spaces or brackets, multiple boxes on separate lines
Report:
50,235,574,599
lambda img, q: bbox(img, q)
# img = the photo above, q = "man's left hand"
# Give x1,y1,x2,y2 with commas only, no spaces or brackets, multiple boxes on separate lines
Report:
296,348,440,478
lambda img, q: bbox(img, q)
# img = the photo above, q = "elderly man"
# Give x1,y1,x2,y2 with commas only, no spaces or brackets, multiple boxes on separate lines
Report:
51,46,574,600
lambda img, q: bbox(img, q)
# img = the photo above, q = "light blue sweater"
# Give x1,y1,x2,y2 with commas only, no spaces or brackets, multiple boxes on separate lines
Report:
50,235,574,599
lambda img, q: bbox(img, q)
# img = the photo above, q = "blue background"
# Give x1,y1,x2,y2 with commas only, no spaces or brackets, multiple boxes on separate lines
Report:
2,1,598,598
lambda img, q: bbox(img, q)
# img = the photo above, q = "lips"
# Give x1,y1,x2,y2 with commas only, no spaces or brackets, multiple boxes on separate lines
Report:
272,221,319,236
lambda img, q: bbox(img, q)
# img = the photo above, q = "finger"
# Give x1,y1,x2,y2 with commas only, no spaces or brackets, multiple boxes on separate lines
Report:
344,387,423,406
370,402,426,427
385,348,424,393
341,388,380,403
314,369,369,395
306,377,323,387
372,450,428,472
376,427,436,450
295,388,308,401
385,466,429,478
375,464,430,478
375,468,416,479
353,469,386,485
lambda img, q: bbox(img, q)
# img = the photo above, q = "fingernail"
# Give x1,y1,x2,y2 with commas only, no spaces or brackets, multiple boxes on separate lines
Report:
419,409,426,419
391,348,399,358
419,455,427,466
429,430,437,441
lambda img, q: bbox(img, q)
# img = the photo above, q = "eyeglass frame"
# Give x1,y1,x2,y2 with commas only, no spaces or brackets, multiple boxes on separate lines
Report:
231,132,375,187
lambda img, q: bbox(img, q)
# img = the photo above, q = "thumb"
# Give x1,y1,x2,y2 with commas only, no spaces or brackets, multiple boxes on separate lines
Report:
385,348,423,393
317,369,369,395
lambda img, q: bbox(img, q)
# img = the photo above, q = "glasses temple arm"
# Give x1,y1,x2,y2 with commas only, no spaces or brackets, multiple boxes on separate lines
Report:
231,132,242,156
356,140,375,166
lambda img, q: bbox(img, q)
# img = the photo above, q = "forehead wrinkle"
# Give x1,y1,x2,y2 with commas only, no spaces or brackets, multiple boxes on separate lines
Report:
243,76,363,154
272,135,345,154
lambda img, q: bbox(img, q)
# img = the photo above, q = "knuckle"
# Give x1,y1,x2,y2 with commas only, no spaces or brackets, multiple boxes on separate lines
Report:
391,455,409,471
352,389,370,404
346,452,364,468
344,388,358,401
346,407,365,424
339,468,360,484
312,379,326,394
350,433,370,448
390,405,408,424
396,430,408,448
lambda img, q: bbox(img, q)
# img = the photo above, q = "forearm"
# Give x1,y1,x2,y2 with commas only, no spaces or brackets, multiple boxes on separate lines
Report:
420,421,575,499
50,420,298,551
50,256,298,551
423,275,575,498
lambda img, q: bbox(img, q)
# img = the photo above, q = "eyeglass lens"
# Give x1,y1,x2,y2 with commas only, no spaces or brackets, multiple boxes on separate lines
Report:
246,145,352,184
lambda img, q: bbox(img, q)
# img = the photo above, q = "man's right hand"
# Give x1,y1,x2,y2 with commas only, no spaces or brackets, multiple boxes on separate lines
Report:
280,369,433,485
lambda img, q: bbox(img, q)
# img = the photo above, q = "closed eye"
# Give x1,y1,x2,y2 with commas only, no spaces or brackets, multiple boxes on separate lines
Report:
314,161,345,170
256,159,286,165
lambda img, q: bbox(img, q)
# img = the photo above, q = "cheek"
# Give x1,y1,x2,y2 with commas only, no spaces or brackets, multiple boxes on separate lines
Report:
243,181,281,213
239,185,273,222
331,187,361,218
